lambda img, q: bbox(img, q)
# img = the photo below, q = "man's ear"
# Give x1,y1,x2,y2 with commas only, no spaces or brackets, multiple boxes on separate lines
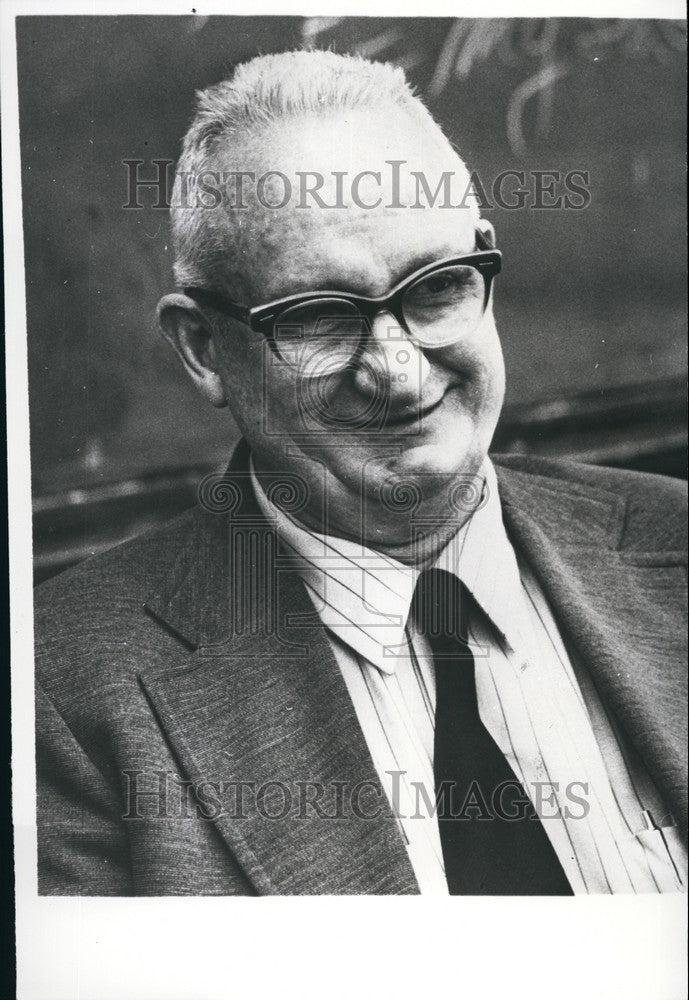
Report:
476,218,496,249
157,293,227,408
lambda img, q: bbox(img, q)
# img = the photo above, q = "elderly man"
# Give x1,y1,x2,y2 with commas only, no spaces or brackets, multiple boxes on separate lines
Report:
35,50,687,896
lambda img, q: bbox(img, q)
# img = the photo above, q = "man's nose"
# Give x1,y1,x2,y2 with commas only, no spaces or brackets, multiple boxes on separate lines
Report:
352,311,430,398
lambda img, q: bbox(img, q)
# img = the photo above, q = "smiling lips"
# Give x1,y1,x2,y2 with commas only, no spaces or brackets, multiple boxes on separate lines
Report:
382,393,446,428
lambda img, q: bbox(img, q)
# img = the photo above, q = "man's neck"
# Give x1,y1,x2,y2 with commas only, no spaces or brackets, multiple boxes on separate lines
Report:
249,454,482,568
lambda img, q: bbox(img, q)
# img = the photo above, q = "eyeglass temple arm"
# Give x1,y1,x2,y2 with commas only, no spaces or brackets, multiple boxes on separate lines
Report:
474,225,494,251
181,286,250,323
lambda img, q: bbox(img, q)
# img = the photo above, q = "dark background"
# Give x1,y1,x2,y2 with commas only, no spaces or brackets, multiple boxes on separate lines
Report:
16,16,687,581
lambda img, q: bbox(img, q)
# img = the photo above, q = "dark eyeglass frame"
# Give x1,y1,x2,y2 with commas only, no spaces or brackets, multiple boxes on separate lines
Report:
183,228,501,353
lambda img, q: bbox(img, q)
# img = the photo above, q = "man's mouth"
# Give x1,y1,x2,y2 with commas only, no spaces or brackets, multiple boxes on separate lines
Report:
382,394,446,428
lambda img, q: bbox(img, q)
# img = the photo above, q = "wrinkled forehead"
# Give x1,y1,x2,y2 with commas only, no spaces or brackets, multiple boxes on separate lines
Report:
206,107,479,301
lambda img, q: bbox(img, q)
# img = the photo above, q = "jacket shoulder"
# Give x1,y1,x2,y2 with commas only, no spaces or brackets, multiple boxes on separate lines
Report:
34,506,197,610
492,453,687,553
33,507,198,692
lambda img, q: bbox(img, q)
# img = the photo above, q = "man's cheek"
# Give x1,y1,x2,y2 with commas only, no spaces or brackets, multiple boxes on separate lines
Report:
433,326,500,382
472,333,505,406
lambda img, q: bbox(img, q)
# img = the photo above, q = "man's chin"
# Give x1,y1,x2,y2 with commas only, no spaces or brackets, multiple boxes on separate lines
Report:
386,437,482,482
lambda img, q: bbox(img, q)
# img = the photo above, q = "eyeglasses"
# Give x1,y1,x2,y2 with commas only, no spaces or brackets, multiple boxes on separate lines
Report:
183,229,501,379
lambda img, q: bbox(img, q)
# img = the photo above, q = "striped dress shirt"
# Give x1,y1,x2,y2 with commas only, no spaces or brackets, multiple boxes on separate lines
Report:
251,458,687,895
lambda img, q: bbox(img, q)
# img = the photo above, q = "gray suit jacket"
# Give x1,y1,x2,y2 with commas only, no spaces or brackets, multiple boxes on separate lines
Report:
35,442,688,894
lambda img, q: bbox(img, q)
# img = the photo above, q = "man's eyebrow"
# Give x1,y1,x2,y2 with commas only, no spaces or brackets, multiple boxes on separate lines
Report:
264,250,470,302
388,251,463,286
266,275,367,299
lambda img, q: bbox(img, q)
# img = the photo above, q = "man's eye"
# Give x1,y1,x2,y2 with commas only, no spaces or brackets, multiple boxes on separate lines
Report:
405,266,482,311
408,272,470,303
421,275,456,295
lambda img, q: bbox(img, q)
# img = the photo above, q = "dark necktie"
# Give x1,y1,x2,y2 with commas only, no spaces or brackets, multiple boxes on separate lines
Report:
413,568,573,895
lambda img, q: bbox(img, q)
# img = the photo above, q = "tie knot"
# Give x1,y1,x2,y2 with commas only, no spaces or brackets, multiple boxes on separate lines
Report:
412,568,468,643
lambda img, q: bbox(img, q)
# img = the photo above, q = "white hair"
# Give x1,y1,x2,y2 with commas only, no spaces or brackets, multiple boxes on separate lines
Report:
171,49,465,291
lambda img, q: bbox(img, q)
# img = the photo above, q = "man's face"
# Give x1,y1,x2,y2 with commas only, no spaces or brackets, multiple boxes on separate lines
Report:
195,108,505,549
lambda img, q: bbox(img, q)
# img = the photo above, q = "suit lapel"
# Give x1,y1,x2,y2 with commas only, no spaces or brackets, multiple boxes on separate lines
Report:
141,442,418,895
495,461,688,832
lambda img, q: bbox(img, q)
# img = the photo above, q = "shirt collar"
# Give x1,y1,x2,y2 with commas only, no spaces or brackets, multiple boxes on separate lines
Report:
250,457,523,673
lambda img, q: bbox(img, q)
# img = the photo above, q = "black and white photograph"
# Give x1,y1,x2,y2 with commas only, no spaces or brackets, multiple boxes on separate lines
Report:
3,2,687,997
